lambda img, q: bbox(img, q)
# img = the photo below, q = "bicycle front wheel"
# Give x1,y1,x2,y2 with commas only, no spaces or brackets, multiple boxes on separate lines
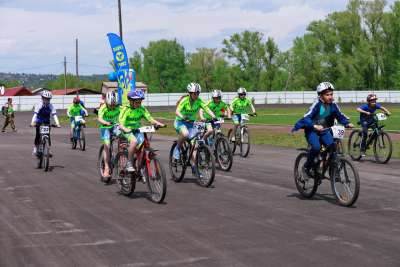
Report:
43,138,50,172
115,151,135,196
293,152,318,198
347,130,362,161
145,156,167,203
196,145,215,187
169,142,187,182
79,128,86,151
215,136,233,171
330,158,360,207
227,129,237,154
98,145,111,183
373,132,392,164
240,127,251,158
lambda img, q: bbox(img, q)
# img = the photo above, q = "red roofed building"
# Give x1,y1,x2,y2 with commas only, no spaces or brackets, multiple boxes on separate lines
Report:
3,86,33,96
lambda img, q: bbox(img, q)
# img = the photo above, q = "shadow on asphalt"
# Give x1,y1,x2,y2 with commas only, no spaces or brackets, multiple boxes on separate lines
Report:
287,192,357,208
173,177,216,189
48,165,65,172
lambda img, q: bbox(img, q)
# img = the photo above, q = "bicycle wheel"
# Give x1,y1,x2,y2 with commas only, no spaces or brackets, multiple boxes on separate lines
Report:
227,129,237,154
240,127,251,158
79,127,86,151
37,142,44,169
169,142,187,182
71,131,77,149
348,130,362,161
215,136,233,171
196,145,215,187
293,152,318,198
373,132,392,164
98,145,111,183
330,158,360,207
336,140,344,155
145,156,167,203
115,151,135,196
43,138,50,172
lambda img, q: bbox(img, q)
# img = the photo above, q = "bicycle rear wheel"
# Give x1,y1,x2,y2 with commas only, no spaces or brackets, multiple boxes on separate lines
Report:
169,142,187,182
145,156,167,203
240,127,251,158
79,128,86,151
348,130,362,161
330,158,360,207
196,145,215,187
115,151,135,196
293,152,318,198
227,129,237,154
373,132,392,164
43,139,50,172
215,136,233,171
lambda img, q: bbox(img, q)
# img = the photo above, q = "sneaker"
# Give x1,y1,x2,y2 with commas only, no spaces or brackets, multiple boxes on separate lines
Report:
126,161,135,173
173,146,180,160
191,165,204,179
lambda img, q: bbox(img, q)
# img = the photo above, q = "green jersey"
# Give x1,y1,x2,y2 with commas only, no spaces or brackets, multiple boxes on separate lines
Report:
67,104,86,117
119,105,154,130
230,97,252,114
204,100,228,120
5,104,14,115
98,105,120,129
176,95,211,121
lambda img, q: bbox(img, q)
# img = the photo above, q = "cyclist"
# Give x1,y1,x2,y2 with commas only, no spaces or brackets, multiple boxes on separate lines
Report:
292,82,353,177
2,97,17,132
67,96,88,142
356,93,391,157
30,90,60,155
199,89,229,143
119,90,165,172
229,87,256,141
173,82,216,160
97,91,121,178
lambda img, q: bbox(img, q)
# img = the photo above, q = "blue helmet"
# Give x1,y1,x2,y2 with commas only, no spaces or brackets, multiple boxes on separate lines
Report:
127,90,145,100
108,71,118,82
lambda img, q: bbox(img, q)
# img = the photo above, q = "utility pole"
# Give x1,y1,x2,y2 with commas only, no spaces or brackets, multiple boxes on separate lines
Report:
118,0,123,40
75,38,79,81
64,56,67,94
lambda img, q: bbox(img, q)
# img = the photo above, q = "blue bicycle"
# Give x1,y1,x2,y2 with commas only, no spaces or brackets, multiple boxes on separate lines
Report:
71,115,86,151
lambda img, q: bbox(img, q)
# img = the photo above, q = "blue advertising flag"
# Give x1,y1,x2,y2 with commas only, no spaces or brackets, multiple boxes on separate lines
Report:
107,33,129,71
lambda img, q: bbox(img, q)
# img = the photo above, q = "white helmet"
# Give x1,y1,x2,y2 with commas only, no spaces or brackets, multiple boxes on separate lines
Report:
187,82,201,93
41,90,52,99
316,82,334,94
211,89,222,98
105,90,118,105
237,87,247,94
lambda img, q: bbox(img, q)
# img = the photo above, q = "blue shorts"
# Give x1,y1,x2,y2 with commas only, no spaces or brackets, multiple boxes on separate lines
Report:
121,131,145,146
174,120,199,139
100,127,120,145
232,114,242,125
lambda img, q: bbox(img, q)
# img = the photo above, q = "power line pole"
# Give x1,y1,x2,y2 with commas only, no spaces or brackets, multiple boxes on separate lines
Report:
64,56,67,94
118,0,123,40
75,38,79,81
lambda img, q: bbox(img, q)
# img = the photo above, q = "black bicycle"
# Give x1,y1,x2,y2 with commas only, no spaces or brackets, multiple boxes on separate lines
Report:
35,124,56,172
97,125,120,183
71,115,86,151
294,126,360,207
205,118,233,171
169,122,216,187
348,113,392,164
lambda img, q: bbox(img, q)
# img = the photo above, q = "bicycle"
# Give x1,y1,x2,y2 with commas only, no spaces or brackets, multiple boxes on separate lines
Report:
34,124,56,172
169,121,216,187
348,113,392,164
294,125,360,207
114,125,167,203
71,115,86,151
97,125,120,184
204,118,233,171
227,113,255,157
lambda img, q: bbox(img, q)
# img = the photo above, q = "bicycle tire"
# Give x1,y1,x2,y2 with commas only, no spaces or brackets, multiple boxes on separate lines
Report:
215,136,233,171
373,132,392,164
330,158,360,207
79,128,86,151
37,142,44,169
240,127,251,158
227,129,236,154
196,145,215,187
169,142,187,182
98,145,111,183
145,156,167,203
115,151,135,196
43,138,50,172
348,130,362,161
293,152,318,198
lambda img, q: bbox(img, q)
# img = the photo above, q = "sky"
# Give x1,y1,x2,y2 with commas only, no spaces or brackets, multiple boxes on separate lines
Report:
0,0,396,75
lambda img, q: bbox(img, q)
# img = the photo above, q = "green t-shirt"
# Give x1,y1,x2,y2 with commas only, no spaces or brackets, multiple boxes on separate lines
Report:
6,104,14,115
204,100,228,120
176,95,211,121
67,104,85,117
98,105,120,129
119,105,154,130
230,97,252,114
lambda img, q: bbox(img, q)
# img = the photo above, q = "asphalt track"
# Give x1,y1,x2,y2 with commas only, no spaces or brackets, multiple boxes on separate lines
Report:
0,113,399,267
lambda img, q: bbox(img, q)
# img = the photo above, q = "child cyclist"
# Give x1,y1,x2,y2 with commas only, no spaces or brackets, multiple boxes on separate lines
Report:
67,96,88,142
292,82,353,177
230,87,256,141
119,90,165,173
173,82,216,160
199,89,230,142
97,91,121,178
356,93,391,157
30,90,61,155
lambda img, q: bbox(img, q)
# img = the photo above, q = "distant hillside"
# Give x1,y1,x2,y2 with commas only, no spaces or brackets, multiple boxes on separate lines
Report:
0,72,107,89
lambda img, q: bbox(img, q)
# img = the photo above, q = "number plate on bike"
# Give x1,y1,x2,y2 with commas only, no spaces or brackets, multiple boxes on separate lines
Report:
216,118,224,124
376,113,387,121
139,126,155,133
75,116,83,122
40,126,50,134
331,125,345,139
241,114,249,121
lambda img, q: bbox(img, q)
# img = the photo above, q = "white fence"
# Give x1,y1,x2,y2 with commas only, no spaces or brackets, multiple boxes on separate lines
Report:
1,91,399,111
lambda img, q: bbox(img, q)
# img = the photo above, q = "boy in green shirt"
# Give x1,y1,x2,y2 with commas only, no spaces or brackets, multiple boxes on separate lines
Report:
119,90,165,172
230,87,256,141
67,97,88,142
2,98,16,132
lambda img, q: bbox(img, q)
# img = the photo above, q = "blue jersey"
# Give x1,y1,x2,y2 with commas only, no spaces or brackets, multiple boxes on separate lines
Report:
359,103,381,122
33,103,57,124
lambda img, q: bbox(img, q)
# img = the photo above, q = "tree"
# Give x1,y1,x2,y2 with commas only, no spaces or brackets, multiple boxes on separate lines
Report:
129,51,143,80
262,37,280,91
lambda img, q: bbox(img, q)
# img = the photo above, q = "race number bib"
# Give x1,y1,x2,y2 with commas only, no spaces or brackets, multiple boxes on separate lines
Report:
241,114,249,121
75,116,83,122
331,125,345,139
376,113,387,121
139,125,155,133
40,126,50,134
